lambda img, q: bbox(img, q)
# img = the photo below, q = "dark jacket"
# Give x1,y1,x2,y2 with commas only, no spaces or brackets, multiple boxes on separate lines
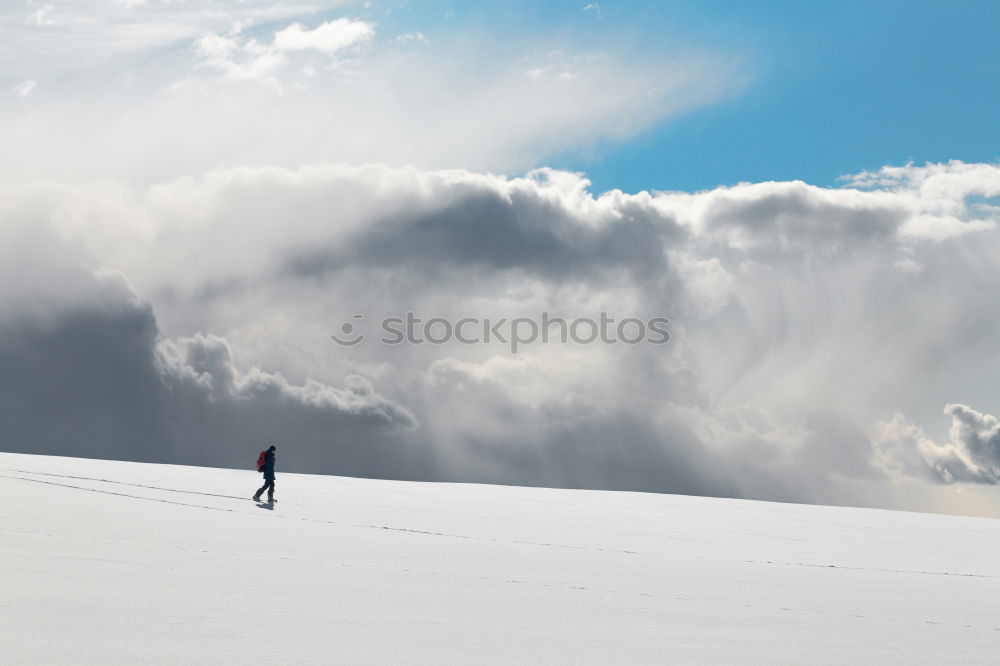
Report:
263,450,276,481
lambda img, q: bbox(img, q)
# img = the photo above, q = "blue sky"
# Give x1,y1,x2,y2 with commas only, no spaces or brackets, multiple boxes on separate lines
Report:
5,1,996,193
370,0,1000,193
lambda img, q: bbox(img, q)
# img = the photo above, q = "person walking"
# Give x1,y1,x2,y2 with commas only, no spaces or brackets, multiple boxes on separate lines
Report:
253,444,277,502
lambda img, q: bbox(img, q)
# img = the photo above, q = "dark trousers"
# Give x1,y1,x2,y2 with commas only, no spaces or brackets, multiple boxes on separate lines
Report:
255,479,275,500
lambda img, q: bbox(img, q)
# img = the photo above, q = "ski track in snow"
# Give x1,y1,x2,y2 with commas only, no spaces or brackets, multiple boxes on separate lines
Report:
742,559,997,579
1,471,641,554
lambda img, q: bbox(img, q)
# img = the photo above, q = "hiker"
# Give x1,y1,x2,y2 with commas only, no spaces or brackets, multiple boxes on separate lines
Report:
254,444,277,502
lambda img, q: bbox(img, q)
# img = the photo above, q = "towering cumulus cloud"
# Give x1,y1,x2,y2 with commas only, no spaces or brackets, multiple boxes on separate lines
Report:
1,161,999,515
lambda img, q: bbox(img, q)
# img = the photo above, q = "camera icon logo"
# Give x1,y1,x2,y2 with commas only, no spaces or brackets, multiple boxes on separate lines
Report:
330,314,366,346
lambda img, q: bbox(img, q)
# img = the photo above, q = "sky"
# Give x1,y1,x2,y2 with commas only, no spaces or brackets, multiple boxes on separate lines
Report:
555,0,1000,192
326,0,1000,192
2,1,1000,517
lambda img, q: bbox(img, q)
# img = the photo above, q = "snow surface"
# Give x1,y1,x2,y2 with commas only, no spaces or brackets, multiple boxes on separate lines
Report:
1,452,998,664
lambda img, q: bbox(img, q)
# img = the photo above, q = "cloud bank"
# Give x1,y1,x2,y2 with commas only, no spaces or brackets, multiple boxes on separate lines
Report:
2,160,1000,516
0,216,421,477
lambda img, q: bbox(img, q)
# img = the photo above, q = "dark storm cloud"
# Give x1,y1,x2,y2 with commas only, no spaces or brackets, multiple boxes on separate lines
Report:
284,171,684,285
0,220,428,479
419,358,891,506
459,406,736,497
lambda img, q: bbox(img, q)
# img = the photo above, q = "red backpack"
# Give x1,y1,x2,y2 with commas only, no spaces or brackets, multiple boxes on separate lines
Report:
256,450,267,472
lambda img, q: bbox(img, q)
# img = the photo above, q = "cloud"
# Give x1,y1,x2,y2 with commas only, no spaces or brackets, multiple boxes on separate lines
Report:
4,160,1000,515
843,160,1000,239
195,32,286,83
1,1,332,80
273,19,374,53
395,32,428,45
27,4,61,27
655,170,999,251
278,167,684,290
157,333,416,428
193,18,374,84
0,214,420,476
11,80,37,98
874,404,1000,484
0,8,745,184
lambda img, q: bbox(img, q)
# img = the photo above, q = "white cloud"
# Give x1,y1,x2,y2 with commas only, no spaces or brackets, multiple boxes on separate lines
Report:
873,404,1000,484
653,163,1000,245
395,32,428,44
843,161,1000,239
897,214,994,240
274,19,374,53
11,80,37,98
190,17,373,85
845,160,1000,200
0,1,334,80
0,24,742,184
195,31,286,83
27,4,61,27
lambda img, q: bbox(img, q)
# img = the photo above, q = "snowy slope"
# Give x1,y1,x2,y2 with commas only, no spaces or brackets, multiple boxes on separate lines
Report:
1,452,997,664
